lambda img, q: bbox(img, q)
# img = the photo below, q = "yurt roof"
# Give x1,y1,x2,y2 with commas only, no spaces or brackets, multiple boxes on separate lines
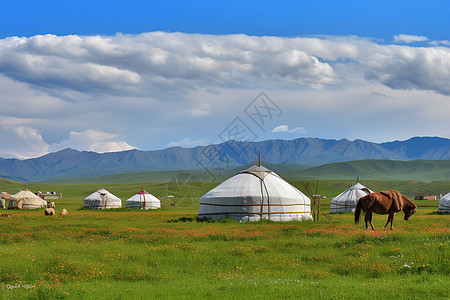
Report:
85,188,120,201
203,164,306,199
239,165,272,180
346,182,372,193
127,191,160,202
12,189,43,201
349,182,364,189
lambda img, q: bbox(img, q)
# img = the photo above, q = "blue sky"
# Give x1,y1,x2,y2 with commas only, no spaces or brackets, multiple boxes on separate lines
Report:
2,1,449,40
0,1,449,158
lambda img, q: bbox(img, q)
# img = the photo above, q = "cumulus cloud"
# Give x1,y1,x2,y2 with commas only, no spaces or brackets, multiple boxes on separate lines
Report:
0,33,336,99
49,129,136,153
272,125,306,134
429,40,450,46
1,32,449,98
362,45,450,95
0,126,50,159
393,34,429,44
0,126,135,159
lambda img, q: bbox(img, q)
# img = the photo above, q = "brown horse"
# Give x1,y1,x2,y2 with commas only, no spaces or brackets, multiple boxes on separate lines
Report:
355,190,417,230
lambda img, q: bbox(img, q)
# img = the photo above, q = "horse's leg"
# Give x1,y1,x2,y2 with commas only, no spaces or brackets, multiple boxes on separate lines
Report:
366,212,375,230
390,213,395,231
384,214,392,230
370,214,376,230
364,212,370,229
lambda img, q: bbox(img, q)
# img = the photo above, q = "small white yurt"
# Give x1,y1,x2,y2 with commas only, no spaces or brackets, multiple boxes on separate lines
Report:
84,188,122,209
8,189,46,209
198,163,312,222
330,180,373,214
438,192,450,213
126,189,161,210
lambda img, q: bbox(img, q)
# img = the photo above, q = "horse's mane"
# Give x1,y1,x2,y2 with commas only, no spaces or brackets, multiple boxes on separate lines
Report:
380,190,403,212
401,195,417,210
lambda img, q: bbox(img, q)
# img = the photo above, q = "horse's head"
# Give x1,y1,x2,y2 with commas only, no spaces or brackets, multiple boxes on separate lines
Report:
404,207,416,220
402,197,417,220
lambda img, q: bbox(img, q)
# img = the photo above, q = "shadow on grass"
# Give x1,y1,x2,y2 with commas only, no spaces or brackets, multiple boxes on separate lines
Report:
77,207,167,212
427,211,449,215
168,216,236,223
169,217,316,224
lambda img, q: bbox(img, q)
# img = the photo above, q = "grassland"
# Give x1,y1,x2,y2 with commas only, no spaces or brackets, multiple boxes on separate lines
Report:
0,180,449,299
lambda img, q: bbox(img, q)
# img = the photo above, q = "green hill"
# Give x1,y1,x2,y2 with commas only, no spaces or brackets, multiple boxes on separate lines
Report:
291,159,450,182
0,177,23,189
44,170,217,184
41,162,310,184
37,159,450,184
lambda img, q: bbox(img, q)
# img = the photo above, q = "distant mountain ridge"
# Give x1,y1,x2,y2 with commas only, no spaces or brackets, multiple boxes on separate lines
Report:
0,136,449,182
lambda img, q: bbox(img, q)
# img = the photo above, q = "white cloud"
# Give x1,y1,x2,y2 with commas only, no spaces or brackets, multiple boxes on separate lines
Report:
273,125,289,132
429,40,450,46
0,33,336,99
393,34,429,44
290,127,307,133
167,137,209,148
49,129,136,153
0,126,135,159
362,45,450,95
0,126,49,159
1,32,449,98
272,125,306,134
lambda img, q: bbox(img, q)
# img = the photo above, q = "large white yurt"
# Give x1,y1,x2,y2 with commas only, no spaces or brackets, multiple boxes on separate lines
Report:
84,188,122,209
8,189,46,209
126,189,161,209
198,164,312,222
330,182,373,214
438,192,450,213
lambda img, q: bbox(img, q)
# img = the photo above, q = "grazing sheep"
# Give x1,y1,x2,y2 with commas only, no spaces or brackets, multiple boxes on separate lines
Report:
44,208,55,216
47,202,55,208
60,209,68,216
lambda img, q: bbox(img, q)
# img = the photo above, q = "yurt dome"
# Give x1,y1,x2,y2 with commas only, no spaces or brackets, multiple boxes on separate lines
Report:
198,164,312,222
8,189,46,209
438,192,450,213
126,189,161,210
84,188,122,209
330,182,373,214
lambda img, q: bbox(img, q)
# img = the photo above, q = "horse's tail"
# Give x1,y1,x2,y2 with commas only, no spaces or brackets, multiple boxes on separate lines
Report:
354,197,364,225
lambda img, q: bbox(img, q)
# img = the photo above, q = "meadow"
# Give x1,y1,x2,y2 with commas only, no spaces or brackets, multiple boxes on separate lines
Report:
0,180,448,299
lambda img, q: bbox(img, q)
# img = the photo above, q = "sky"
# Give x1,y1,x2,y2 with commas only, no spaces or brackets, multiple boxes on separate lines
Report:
0,1,450,159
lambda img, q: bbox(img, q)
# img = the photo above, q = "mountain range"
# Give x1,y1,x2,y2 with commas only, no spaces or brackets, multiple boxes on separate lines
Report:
0,136,449,182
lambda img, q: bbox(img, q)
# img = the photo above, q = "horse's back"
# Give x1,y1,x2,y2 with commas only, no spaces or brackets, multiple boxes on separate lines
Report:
360,192,392,214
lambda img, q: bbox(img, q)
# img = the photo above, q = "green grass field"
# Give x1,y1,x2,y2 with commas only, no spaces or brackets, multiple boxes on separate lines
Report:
0,180,449,299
